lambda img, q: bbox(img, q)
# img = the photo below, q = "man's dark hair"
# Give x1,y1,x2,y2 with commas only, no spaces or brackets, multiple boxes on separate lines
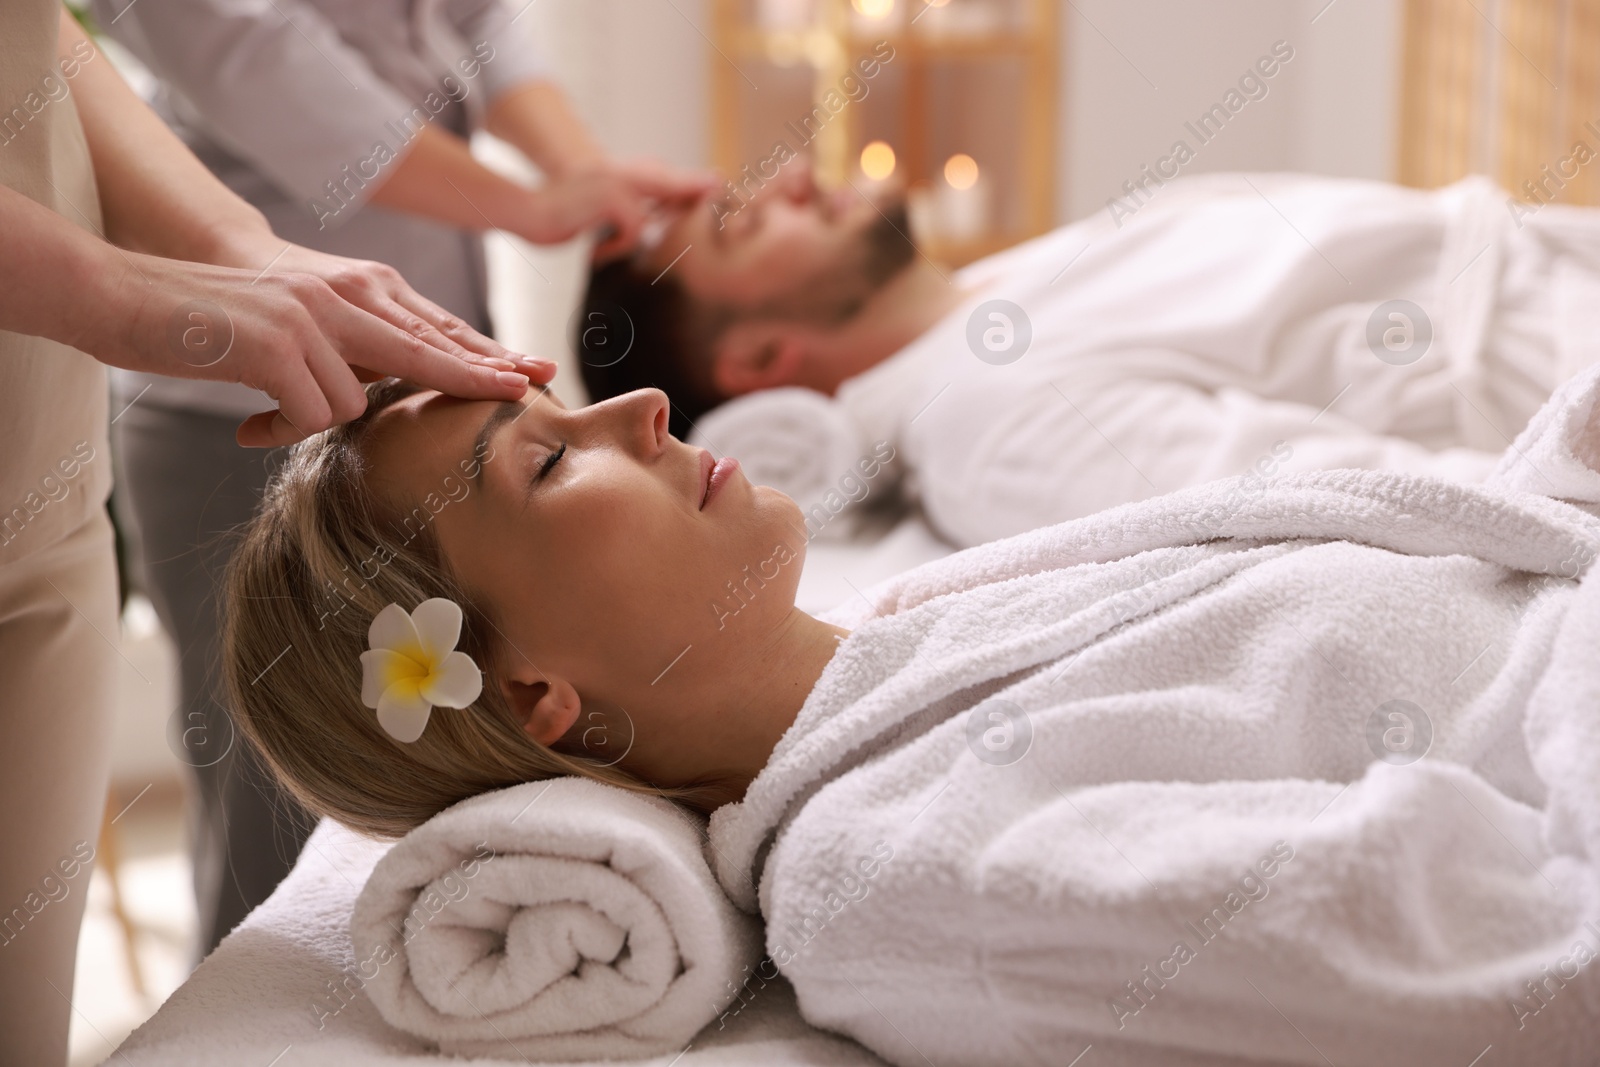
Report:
577,201,916,441
576,260,722,441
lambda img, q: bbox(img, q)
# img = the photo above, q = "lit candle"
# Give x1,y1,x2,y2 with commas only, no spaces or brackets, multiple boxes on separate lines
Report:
850,0,902,33
906,181,939,244
856,140,897,201
860,140,895,180
936,152,989,242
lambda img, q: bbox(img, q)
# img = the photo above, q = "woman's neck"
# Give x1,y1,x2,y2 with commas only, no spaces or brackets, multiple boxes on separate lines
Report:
716,607,850,801
608,607,850,811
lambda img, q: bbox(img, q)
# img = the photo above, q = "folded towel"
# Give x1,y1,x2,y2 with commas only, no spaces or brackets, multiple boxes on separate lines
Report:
689,388,885,535
350,777,764,1060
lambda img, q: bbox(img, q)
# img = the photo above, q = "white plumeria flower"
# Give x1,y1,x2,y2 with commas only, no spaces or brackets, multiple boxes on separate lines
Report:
359,599,483,743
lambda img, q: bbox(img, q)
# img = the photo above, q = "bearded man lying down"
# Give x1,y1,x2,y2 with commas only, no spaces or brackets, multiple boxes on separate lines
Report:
581,165,1600,546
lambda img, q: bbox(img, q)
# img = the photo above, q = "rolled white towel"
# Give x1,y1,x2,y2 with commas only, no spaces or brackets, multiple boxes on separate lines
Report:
349,778,764,1060
689,388,889,533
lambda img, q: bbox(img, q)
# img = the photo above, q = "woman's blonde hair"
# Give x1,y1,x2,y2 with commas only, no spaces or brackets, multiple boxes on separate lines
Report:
223,378,687,839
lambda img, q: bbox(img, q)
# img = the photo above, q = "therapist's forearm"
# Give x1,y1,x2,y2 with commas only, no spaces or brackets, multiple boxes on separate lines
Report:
57,11,273,266
0,181,123,352
484,81,607,178
366,123,545,234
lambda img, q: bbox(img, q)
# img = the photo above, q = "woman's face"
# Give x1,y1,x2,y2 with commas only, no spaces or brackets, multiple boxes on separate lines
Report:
361,386,808,775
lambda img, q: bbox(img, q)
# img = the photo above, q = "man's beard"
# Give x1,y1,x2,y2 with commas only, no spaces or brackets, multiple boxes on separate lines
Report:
856,198,919,297
766,198,919,325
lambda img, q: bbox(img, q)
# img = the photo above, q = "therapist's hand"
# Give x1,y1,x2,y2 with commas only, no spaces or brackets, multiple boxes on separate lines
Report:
220,238,559,444
516,160,718,261
87,241,556,447
29,13,555,446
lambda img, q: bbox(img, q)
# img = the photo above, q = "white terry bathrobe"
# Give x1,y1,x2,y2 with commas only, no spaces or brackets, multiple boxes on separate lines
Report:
711,361,1600,1067
836,173,1600,547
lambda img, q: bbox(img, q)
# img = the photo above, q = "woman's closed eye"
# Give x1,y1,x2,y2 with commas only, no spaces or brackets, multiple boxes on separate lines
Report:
535,441,567,483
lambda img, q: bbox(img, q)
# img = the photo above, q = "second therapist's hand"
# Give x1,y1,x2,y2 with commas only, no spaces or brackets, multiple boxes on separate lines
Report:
86,240,556,448
513,159,719,261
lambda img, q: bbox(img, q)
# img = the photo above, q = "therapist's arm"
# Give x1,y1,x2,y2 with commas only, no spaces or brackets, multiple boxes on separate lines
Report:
485,81,718,257
363,121,632,247
440,0,716,255
62,25,263,265
441,0,713,192
95,0,710,258
368,78,716,260
2,10,551,447
482,80,716,200
484,81,607,176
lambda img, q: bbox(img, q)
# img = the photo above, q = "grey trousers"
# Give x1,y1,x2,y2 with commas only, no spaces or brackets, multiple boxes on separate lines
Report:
111,401,314,959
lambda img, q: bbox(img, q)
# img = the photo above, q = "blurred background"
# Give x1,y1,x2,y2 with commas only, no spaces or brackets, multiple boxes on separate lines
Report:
455,0,1600,401
74,0,1598,1062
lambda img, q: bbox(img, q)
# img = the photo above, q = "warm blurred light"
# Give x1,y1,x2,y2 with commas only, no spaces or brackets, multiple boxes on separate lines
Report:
764,34,803,67
861,141,897,180
852,0,894,18
944,153,979,190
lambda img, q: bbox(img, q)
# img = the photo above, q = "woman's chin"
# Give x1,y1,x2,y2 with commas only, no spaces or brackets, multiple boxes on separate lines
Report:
769,488,808,534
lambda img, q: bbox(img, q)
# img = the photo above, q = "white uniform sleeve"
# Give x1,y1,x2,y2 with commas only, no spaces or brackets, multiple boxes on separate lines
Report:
91,0,416,206
442,0,549,102
915,375,1504,548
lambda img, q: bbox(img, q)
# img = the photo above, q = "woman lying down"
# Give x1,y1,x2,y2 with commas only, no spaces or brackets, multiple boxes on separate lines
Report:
224,368,1600,1067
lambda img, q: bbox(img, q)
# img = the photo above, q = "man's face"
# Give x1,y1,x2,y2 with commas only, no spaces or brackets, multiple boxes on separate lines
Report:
640,161,900,316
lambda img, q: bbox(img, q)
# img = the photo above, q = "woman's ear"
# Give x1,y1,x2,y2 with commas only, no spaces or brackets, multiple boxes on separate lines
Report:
711,322,808,396
502,675,582,747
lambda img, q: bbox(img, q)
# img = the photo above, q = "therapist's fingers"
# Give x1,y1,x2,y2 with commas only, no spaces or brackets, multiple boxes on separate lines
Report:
103,249,533,447
613,158,720,204
291,265,532,403
233,297,531,449
325,296,534,403
353,291,552,389
236,405,327,448
235,322,515,449
383,287,558,386
235,338,349,448
591,194,650,264
304,335,376,425
318,257,554,379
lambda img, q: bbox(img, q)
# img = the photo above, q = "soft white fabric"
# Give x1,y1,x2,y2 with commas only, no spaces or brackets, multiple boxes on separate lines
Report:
689,386,883,538
348,778,764,1059
1493,347,1600,506
710,363,1600,1066
110,818,891,1066
832,172,1600,547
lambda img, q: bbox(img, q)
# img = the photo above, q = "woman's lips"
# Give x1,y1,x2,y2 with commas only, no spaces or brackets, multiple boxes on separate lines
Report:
698,449,715,508
701,452,740,509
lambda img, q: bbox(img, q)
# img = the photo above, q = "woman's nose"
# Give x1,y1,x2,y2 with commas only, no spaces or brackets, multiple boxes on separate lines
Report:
618,388,670,455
